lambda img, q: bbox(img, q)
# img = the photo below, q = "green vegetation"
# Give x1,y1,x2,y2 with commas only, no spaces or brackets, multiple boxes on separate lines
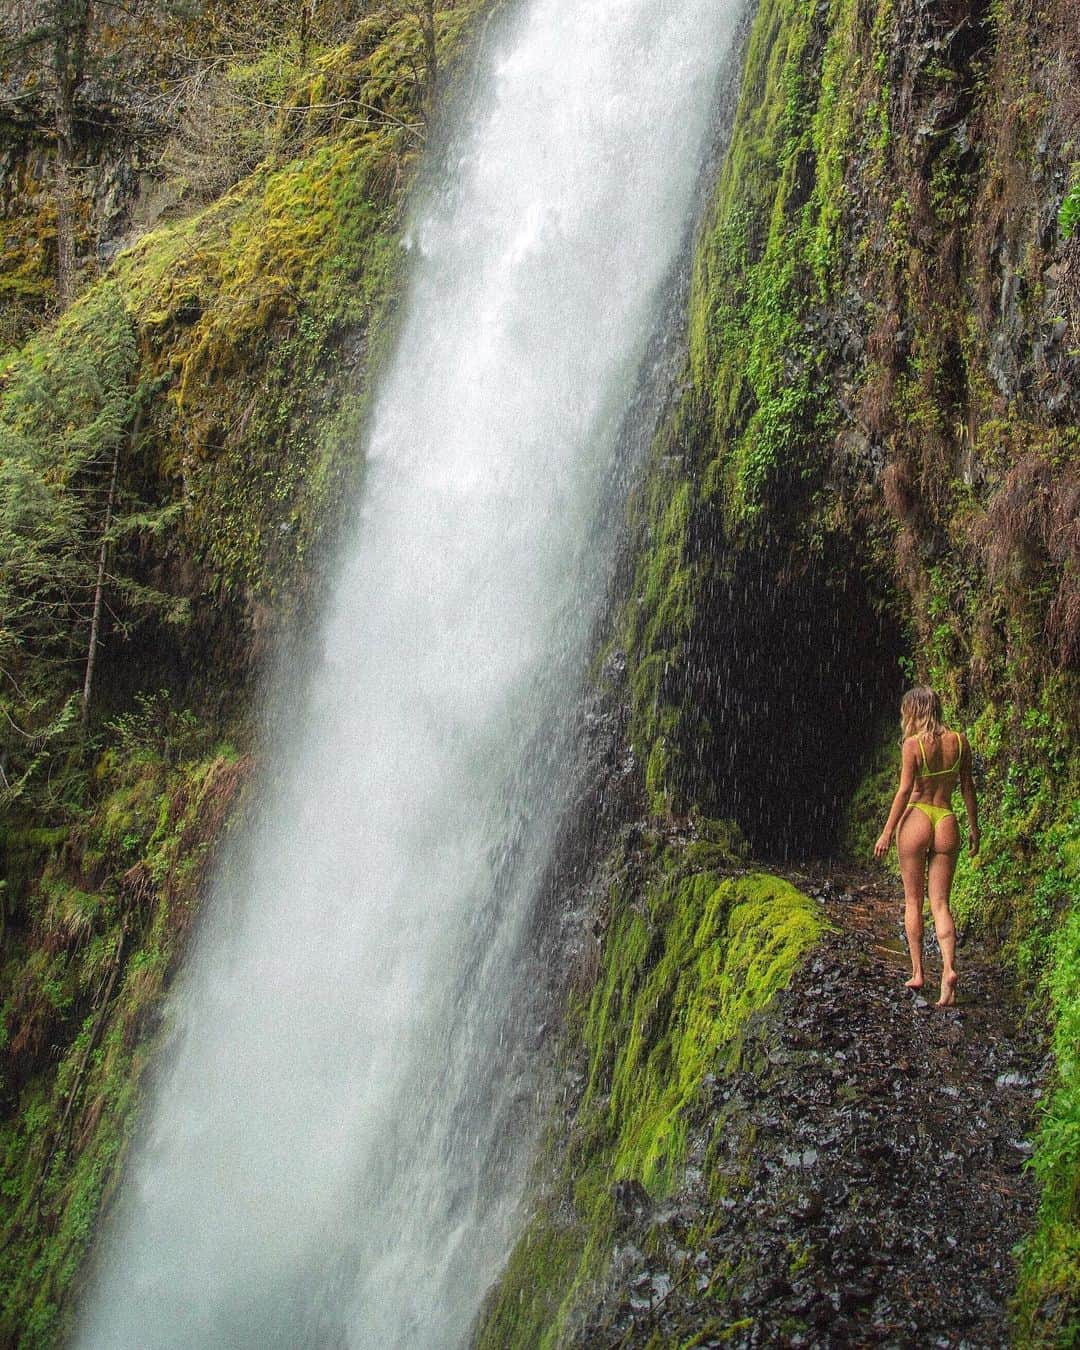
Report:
1,0,1076,1342
1059,177,1080,240
584,867,824,1192
0,4,493,1341
0,283,184,806
476,846,824,1348
689,0,858,520
618,0,1078,1337
1,2,492,813
944,691,1080,1346
0,699,249,1344
621,0,904,815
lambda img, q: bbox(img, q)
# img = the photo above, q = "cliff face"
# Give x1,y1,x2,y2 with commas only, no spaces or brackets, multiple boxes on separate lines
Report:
626,0,1079,845
0,5,488,1340
0,0,1077,1344
483,0,1079,1340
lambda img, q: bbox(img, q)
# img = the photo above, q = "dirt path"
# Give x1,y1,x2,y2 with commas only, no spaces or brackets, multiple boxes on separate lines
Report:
583,868,1043,1347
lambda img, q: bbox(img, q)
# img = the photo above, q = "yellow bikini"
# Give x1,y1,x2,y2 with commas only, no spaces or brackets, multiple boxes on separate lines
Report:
911,801,955,826
908,734,961,826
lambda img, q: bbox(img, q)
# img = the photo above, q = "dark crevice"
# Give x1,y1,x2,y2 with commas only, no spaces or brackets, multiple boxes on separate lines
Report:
673,532,905,860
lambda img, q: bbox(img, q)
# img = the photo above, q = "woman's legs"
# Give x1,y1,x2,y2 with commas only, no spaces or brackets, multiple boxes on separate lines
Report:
927,814,961,1005
897,807,932,988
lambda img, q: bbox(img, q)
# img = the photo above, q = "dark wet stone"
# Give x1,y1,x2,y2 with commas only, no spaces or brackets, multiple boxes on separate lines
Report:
572,868,1040,1350
995,1071,1032,1088
612,1178,652,1229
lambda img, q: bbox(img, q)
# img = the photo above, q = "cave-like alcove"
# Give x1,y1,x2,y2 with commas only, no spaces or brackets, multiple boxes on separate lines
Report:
672,529,905,860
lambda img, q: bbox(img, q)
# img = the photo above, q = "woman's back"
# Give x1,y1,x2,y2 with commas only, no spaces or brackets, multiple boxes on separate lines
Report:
910,728,964,804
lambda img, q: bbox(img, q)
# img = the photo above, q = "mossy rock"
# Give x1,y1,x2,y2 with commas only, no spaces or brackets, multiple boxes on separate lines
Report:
477,863,825,1348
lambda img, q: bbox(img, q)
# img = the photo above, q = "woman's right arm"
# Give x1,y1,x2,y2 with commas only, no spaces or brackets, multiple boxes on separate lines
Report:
959,732,980,855
874,738,918,858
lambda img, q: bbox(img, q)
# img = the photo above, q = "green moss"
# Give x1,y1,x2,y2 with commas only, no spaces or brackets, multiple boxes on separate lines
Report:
688,0,863,520
932,688,1080,1345
0,741,250,1346
476,856,824,1347
680,1320,756,1347
1060,175,1080,240
474,1214,585,1350
622,0,883,816
106,129,401,604
842,720,902,866
588,871,824,1193
1015,882,1080,1346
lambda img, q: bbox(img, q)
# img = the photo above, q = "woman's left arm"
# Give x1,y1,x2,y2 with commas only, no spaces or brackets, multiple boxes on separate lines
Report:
959,732,980,855
874,738,918,858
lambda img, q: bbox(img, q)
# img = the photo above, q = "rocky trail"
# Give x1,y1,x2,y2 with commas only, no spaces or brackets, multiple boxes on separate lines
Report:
580,868,1044,1348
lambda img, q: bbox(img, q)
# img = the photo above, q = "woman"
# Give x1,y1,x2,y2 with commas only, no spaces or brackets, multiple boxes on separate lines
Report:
874,686,980,1006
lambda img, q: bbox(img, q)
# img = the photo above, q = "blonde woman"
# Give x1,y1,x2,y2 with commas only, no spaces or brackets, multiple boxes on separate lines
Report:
874,686,980,1006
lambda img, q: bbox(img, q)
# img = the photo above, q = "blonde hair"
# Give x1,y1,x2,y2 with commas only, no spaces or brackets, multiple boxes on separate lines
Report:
900,685,945,742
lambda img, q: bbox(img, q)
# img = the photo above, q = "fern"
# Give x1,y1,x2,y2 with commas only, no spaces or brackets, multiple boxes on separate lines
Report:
1060,176,1080,240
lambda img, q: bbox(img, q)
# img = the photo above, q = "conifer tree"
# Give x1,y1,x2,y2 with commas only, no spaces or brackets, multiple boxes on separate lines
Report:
0,284,185,805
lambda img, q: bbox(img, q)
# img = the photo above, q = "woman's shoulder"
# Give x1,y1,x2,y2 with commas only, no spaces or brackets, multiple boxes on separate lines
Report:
942,727,969,761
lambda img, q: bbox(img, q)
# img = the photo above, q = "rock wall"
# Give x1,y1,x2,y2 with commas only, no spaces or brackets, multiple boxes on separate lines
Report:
475,856,826,1347
0,0,1077,1343
480,0,1079,1340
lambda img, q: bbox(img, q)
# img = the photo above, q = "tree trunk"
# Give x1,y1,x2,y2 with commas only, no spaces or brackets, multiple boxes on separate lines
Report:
81,428,121,730
421,0,437,114
54,103,77,309
299,0,318,62
52,0,94,308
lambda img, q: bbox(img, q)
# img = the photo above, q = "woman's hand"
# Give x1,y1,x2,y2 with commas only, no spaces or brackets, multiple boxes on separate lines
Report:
874,830,892,859
968,826,980,857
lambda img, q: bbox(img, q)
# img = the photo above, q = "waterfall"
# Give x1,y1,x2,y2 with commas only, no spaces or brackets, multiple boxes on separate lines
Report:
75,1,739,1344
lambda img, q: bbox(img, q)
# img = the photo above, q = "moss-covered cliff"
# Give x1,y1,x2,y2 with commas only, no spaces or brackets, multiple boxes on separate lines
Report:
0,4,489,1341
484,0,1078,1341
476,847,825,1347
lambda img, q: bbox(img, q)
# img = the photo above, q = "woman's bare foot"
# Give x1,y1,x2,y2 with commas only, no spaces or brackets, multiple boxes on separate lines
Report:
905,976,924,990
937,970,958,1006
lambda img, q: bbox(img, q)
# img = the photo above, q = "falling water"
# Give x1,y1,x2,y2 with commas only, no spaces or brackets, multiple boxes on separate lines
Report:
76,1,740,1344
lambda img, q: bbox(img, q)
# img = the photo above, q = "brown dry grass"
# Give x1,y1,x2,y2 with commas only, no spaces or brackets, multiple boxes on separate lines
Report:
1061,239,1080,343
861,314,900,440
1055,0,1080,132
982,453,1080,669
882,457,915,524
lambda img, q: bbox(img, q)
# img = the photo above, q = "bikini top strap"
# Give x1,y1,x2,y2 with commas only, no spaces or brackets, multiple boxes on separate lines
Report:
918,729,962,777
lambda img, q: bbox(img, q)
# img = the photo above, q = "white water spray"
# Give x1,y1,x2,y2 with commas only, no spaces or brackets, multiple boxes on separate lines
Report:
77,1,740,1344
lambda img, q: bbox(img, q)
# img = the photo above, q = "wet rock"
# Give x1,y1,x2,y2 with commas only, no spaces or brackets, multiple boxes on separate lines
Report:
613,1178,652,1228
573,868,1040,1349
650,1272,673,1300
995,1071,1032,1088
791,1190,825,1225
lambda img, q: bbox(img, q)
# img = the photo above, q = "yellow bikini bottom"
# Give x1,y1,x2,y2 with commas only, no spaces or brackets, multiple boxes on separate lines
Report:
908,801,955,827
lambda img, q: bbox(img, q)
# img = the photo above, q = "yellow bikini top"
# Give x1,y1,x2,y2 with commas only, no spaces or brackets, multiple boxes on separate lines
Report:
916,732,962,780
